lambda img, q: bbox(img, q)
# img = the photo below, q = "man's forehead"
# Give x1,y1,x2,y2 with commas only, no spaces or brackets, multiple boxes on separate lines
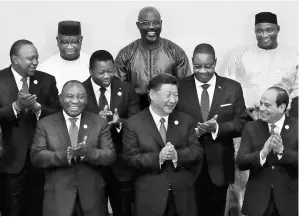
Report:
138,8,161,21
262,90,277,102
18,44,38,55
255,22,277,29
58,34,81,40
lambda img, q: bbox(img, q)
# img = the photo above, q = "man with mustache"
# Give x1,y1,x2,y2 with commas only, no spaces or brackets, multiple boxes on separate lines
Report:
115,6,191,110
236,86,298,216
38,20,90,93
176,43,248,216
31,80,115,216
225,12,298,215
122,73,203,215
0,39,61,215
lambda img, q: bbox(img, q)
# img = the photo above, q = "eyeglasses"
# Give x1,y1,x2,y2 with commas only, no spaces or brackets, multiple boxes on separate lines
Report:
255,28,276,35
193,64,215,71
57,38,82,46
137,20,162,27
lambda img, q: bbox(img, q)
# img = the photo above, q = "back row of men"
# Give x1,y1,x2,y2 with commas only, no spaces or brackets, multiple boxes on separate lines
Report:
0,6,297,216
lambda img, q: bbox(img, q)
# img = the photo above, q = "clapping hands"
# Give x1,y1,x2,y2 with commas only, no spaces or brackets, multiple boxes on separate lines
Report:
195,115,218,137
159,142,177,163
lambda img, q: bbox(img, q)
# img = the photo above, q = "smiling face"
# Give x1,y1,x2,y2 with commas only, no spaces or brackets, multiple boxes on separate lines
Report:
137,9,162,44
12,44,39,77
149,84,178,116
255,23,279,49
60,82,87,117
192,52,216,83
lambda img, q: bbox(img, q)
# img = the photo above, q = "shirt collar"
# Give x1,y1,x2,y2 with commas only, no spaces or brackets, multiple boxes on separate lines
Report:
63,110,82,124
149,105,169,126
90,77,111,94
11,66,25,83
268,114,285,131
194,73,216,88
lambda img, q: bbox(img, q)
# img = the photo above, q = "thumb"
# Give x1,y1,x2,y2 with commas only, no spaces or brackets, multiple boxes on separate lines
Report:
213,114,218,120
83,136,87,144
104,105,108,111
114,108,119,115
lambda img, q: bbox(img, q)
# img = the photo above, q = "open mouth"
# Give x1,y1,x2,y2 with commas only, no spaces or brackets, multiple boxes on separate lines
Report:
69,106,80,111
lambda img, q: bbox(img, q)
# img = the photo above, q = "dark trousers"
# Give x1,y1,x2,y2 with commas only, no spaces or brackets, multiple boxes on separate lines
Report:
195,158,228,216
72,191,84,216
106,169,133,216
163,184,177,216
264,188,280,216
3,152,44,216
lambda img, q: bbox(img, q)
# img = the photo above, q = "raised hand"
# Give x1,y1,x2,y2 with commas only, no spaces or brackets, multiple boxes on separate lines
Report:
108,108,121,126
99,105,113,119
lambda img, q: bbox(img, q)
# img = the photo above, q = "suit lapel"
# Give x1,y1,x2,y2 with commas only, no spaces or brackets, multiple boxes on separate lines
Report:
85,77,100,113
110,78,122,112
166,111,179,145
142,108,165,147
78,111,93,144
53,112,71,149
29,75,41,96
280,116,293,149
208,74,225,120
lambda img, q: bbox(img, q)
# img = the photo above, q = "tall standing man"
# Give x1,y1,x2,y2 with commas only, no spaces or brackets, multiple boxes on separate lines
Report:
177,43,248,216
122,73,203,215
38,20,90,93
236,86,298,216
83,50,141,215
0,39,61,215
115,6,191,109
31,80,116,216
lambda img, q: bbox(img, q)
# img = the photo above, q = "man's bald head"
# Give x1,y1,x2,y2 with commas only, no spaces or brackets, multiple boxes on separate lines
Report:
138,6,161,21
193,43,216,58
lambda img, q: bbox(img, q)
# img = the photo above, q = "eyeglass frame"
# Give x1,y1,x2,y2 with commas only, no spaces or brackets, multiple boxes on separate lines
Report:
56,37,83,46
192,63,216,71
136,20,163,27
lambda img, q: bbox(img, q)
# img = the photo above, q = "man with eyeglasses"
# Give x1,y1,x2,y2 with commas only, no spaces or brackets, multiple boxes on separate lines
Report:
38,20,90,93
225,12,298,215
176,43,248,216
115,6,191,110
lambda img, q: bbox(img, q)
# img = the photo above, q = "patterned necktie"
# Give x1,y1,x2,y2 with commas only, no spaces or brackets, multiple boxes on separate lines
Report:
270,124,276,135
21,77,29,94
98,87,109,111
201,84,210,122
69,117,79,148
159,118,167,144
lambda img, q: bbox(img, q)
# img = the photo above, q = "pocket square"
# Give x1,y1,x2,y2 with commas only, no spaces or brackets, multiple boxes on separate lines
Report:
220,103,232,107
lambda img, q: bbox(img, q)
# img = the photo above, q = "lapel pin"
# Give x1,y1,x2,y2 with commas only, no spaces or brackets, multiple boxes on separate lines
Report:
218,85,221,89
117,91,122,96
34,80,38,84
174,120,179,125
285,125,289,130
83,124,88,129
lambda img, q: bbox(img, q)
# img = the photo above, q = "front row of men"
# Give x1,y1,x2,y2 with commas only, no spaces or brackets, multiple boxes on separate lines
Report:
0,40,297,216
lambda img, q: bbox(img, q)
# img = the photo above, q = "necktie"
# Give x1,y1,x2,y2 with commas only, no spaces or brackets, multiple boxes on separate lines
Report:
159,118,167,144
201,84,210,122
270,124,276,135
69,118,79,148
21,77,29,94
98,87,109,111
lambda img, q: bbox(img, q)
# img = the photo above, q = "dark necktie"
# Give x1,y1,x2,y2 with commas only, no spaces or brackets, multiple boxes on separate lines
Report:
21,77,29,94
159,118,167,144
98,87,109,111
69,117,79,148
201,84,210,122
270,124,276,135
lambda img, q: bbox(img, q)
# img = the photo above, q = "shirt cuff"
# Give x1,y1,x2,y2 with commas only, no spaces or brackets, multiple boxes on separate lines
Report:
34,103,42,121
172,150,178,168
211,123,219,140
12,102,20,117
260,151,267,166
116,122,122,133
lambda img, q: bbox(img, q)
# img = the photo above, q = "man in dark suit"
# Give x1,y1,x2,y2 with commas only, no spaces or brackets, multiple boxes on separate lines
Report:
122,73,203,215
176,43,248,216
31,80,116,215
0,39,61,215
236,86,298,216
83,50,141,215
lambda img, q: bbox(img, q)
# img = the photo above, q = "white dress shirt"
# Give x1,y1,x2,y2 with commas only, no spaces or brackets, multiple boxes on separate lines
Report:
11,66,41,120
90,77,111,107
194,74,219,139
149,105,177,168
260,114,285,165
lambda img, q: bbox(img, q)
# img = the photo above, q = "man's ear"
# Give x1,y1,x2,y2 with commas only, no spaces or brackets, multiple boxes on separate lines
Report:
277,25,280,33
136,22,140,29
56,36,59,46
11,55,18,65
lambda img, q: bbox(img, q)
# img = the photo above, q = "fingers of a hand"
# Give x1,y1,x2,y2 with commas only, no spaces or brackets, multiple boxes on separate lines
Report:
104,105,108,111
197,124,207,132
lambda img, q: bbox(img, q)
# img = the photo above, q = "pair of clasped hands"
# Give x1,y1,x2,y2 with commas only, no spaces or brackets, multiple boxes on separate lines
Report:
159,142,177,163
261,131,284,159
16,89,39,111
99,105,121,127
195,115,218,137
67,136,90,160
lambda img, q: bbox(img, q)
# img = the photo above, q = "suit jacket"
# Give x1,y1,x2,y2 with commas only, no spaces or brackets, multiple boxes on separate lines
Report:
30,111,116,216
289,96,298,119
83,76,141,181
0,66,61,174
122,108,203,215
236,116,298,216
176,74,248,186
